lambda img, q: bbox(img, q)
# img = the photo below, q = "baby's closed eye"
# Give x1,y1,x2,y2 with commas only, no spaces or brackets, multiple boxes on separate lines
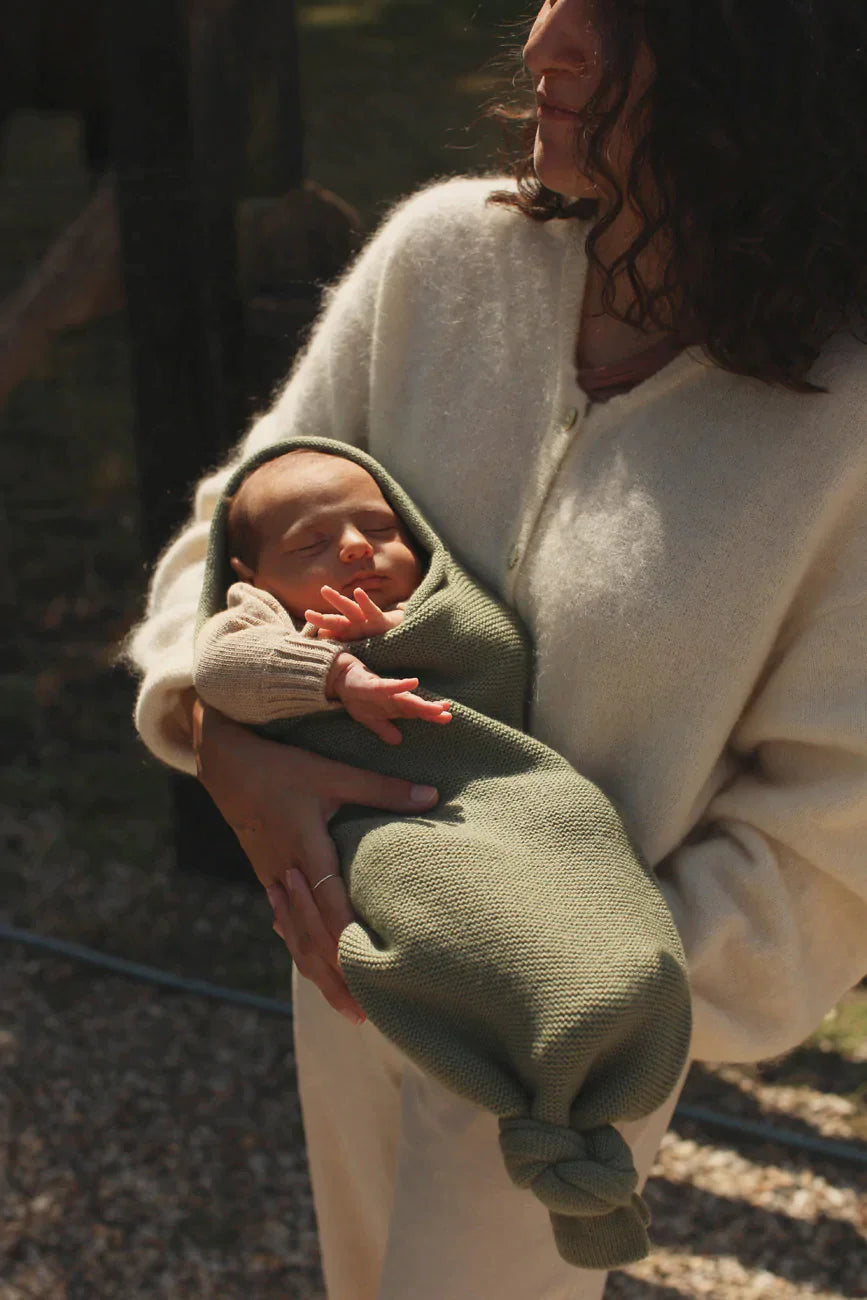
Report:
288,538,328,556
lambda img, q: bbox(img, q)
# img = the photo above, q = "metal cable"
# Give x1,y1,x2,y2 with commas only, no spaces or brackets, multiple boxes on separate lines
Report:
671,1103,867,1167
0,921,292,1016
3,921,866,1168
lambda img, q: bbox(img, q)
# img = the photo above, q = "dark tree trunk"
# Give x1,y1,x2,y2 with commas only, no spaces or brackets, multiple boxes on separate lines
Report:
106,0,359,882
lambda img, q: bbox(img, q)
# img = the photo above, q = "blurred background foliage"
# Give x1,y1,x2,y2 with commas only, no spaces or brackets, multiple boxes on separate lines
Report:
282,0,531,220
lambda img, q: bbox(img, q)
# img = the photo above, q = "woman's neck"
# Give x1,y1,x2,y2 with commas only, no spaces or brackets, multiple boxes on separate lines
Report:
575,213,676,371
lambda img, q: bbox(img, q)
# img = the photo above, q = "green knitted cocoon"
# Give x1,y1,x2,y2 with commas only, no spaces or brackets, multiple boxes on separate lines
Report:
197,438,693,1271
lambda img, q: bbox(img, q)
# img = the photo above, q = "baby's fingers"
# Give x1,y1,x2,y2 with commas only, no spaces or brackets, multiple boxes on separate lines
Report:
305,610,353,635
367,675,419,697
304,608,346,628
320,585,364,617
393,693,453,722
352,588,387,621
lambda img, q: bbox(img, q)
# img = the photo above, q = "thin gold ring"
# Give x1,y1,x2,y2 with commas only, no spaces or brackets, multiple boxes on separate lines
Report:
311,873,339,893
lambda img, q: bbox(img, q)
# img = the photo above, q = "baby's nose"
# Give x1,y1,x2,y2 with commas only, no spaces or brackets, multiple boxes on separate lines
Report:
339,529,374,562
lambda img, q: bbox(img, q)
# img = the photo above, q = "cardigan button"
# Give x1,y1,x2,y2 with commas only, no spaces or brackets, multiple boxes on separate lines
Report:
507,544,521,570
562,406,579,430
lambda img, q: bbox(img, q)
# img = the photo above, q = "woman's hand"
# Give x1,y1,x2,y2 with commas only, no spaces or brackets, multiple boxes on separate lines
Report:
190,697,438,1025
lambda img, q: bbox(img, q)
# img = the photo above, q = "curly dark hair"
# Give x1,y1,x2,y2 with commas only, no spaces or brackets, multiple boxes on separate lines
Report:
488,0,867,392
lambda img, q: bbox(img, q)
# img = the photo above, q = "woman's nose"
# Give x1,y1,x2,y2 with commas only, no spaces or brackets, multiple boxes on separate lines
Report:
523,0,594,80
338,528,374,563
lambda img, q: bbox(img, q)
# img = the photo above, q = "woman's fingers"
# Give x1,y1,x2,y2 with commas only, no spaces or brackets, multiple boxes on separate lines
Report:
232,807,342,963
267,880,365,1025
282,869,337,965
294,814,355,945
196,696,439,814
238,799,365,1021
284,746,438,812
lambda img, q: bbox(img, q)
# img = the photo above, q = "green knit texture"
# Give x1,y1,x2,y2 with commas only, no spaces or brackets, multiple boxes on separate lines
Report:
198,437,693,1270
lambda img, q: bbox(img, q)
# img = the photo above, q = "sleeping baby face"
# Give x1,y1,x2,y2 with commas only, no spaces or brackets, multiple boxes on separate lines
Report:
227,451,423,621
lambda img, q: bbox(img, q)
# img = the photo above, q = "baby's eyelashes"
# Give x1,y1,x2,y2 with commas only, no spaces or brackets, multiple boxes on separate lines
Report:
288,538,327,556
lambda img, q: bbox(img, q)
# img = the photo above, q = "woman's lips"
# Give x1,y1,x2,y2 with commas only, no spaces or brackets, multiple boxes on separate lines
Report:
537,101,583,122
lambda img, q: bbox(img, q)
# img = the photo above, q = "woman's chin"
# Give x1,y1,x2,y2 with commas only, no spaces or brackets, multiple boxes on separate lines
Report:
532,145,598,202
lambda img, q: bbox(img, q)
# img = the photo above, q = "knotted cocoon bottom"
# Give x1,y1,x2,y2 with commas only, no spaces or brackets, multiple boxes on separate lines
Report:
498,1117,639,1215
498,1116,652,1268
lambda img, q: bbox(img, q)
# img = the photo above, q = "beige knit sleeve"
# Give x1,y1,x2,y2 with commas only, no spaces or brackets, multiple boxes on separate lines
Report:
656,593,867,1064
193,582,344,724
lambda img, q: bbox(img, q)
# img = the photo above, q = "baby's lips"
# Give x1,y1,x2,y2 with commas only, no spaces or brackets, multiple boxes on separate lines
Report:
347,575,387,594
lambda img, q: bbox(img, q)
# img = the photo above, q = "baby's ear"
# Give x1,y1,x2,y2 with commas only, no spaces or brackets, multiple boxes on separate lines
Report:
229,556,256,583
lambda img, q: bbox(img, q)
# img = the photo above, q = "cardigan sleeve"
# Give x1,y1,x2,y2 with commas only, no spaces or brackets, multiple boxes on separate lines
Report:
656,594,867,1063
193,582,344,724
124,190,404,773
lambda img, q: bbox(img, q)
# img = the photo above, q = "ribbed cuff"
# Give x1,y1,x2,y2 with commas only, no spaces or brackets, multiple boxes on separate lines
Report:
260,636,344,717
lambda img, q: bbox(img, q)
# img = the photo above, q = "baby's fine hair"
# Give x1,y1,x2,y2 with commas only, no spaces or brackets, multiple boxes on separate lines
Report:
224,448,347,569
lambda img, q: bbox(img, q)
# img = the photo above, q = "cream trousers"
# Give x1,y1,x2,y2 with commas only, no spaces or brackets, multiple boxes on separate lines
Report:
292,963,688,1300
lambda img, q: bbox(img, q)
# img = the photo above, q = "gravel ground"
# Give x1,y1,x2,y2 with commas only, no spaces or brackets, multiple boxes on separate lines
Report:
1,948,323,1300
2,931,865,1300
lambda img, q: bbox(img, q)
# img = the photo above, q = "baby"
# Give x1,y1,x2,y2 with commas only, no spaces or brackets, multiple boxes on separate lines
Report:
194,449,453,740
192,437,692,1270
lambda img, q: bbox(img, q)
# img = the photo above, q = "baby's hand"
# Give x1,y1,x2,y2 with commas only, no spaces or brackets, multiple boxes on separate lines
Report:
327,653,452,745
306,586,404,641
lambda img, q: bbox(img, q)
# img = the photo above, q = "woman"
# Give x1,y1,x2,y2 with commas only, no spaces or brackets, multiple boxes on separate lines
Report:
128,1,867,1296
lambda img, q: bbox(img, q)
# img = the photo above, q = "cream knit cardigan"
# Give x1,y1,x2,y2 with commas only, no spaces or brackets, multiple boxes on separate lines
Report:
127,175,867,1066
